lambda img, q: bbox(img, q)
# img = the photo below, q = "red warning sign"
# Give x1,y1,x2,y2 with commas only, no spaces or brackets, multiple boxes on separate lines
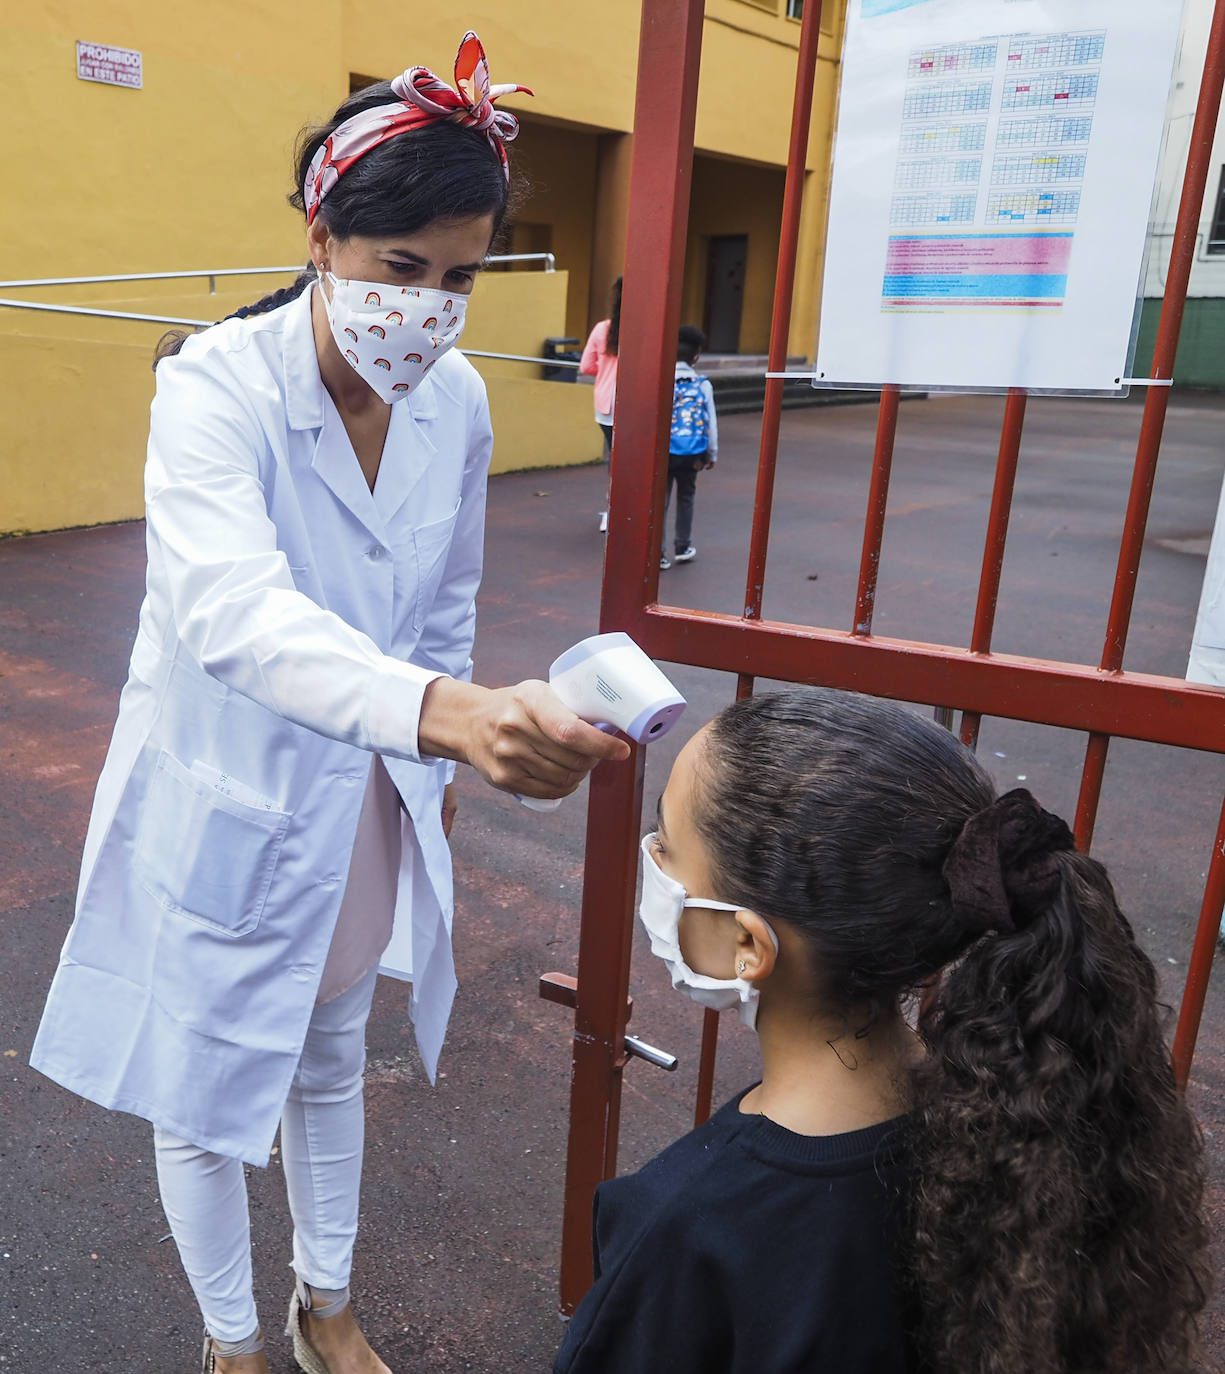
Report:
76,41,142,90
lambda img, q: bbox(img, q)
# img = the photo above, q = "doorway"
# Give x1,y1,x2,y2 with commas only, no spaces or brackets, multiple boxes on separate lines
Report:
704,234,748,352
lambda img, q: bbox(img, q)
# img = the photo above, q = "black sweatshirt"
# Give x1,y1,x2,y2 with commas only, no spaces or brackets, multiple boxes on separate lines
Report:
554,1088,917,1374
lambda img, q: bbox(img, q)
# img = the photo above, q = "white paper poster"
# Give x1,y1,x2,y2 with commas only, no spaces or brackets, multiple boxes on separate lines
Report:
814,0,1183,393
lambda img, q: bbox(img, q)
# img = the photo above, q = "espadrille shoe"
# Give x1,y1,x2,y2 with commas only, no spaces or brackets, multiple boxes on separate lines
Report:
286,1277,349,1374
200,1326,266,1372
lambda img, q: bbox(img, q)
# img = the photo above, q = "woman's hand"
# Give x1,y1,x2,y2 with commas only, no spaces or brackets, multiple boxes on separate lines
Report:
418,677,630,799
441,782,458,838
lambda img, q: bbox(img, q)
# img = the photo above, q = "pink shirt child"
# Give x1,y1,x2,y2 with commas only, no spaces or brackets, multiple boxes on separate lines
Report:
580,318,618,423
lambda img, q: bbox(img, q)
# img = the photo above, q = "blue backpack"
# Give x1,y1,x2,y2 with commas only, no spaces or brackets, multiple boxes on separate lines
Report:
670,374,711,456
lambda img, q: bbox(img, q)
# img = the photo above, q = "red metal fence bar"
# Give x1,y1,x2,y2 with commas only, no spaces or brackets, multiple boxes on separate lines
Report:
558,0,706,1313
693,0,828,1130
1174,794,1225,1084
960,387,1028,751
1075,0,1225,846
853,386,901,635
556,0,1225,1317
692,1007,721,1127
619,609,1225,754
1074,734,1110,850
743,0,826,626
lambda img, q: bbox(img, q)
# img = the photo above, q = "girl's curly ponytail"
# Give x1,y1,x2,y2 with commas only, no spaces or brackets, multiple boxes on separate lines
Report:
696,690,1210,1374
912,843,1209,1374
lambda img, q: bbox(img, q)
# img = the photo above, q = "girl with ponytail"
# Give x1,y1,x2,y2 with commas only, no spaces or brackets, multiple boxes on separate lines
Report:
556,688,1209,1374
32,33,628,1374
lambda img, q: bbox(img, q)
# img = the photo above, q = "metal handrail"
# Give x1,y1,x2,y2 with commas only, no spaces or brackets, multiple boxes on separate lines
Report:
0,295,582,368
485,253,556,271
465,348,579,368
0,267,305,291
0,251,556,294
0,298,213,326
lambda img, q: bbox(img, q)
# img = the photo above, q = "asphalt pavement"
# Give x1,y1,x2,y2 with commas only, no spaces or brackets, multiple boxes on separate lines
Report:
3,391,1225,1370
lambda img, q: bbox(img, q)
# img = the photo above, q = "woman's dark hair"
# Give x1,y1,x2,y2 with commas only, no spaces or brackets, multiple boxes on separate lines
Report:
694,688,1209,1374
155,80,513,366
606,275,623,356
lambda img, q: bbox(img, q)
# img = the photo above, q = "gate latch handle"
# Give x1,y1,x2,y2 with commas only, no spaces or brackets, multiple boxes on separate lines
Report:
539,972,679,1073
624,1035,679,1072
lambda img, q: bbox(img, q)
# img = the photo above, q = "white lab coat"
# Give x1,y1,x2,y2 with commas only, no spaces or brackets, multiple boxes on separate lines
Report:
30,287,492,1166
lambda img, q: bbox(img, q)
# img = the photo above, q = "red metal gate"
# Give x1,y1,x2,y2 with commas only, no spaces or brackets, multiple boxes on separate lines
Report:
546,0,1225,1311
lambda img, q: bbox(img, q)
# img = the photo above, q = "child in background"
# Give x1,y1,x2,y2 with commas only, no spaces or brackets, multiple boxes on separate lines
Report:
579,276,621,534
555,688,1208,1374
661,325,718,570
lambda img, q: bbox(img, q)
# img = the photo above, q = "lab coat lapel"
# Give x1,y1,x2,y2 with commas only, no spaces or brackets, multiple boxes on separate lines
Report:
311,402,389,545
373,381,439,527
284,283,389,544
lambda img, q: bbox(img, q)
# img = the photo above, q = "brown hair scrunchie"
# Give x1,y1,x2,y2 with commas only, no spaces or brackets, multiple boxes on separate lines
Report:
942,788,1076,935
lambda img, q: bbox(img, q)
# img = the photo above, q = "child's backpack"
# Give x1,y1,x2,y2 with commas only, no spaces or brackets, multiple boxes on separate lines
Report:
669,374,710,456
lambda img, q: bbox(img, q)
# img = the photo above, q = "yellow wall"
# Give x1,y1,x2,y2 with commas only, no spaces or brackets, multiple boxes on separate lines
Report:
339,4,644,138
338,2,846,354
2,0,847,532
500,115,601,343
7,2,332,279
0,270,597,536
683,155,787,356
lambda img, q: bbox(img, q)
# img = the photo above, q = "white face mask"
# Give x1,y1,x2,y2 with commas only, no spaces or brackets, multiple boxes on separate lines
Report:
637,833,778,1030
317,271,468,403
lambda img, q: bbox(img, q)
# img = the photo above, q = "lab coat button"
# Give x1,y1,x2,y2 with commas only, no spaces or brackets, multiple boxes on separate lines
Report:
368,546,383,560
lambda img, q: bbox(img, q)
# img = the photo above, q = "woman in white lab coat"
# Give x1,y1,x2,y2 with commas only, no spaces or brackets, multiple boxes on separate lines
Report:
30,34,625,1374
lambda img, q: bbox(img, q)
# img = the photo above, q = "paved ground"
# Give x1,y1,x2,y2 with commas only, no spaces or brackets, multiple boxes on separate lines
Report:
3,392,1225,1370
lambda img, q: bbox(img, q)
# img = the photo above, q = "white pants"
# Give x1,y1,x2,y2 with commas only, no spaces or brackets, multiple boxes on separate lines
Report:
154,968,378,1343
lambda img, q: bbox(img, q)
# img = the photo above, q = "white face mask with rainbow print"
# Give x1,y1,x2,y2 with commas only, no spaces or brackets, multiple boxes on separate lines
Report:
316,270,468,403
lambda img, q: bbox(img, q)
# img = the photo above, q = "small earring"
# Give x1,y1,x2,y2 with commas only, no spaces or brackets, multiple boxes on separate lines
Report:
737,960,747,974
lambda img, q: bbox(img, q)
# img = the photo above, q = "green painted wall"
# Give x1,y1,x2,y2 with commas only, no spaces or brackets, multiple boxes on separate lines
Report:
1134,297,1225,389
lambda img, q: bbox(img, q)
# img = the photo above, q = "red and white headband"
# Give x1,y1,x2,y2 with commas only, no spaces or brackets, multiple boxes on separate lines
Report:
304,31,531,226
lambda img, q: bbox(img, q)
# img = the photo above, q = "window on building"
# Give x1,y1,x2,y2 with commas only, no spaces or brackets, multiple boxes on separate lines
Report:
1208,167,1225,254
786,0,804,18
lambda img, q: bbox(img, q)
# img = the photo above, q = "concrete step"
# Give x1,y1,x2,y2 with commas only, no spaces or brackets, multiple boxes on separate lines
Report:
709,371,878,414
700,352,808,374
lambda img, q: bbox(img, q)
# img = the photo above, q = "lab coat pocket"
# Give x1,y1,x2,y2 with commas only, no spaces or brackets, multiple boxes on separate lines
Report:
134,750,290,938
405,499,461,632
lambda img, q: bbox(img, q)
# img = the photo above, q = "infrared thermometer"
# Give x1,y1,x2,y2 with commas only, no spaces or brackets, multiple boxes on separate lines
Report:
519,632,687,812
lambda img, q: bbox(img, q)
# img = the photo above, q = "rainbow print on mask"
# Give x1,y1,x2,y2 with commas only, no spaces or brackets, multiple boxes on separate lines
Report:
320,275,467,402
444,299,453,312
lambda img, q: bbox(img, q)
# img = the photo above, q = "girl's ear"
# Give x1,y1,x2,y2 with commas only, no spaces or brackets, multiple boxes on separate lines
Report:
733,911,776,983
